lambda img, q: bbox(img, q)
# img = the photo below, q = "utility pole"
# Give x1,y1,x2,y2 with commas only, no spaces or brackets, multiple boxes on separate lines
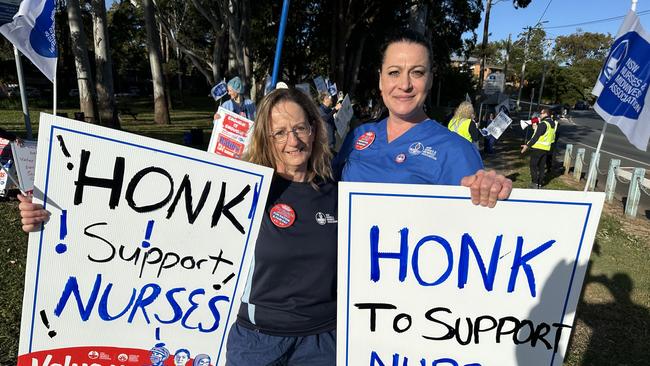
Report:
478,0,493,91
503,33,511,84
516,26,532,109
538,63,547,106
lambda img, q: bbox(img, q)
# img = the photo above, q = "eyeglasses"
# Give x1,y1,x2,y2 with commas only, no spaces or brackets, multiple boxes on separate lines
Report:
270,124,312,143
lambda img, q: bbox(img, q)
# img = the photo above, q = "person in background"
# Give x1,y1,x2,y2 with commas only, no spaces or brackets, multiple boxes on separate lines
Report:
0,127,23,144
448,101,481,148
192,354,211,366
335,30,511,206
222,76,256,120
546,109,560,175
521,108,556,188
483,112,496,155
317,91,341,151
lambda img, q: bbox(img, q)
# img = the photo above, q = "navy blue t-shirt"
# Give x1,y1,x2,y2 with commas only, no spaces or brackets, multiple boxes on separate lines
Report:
237,176,338,336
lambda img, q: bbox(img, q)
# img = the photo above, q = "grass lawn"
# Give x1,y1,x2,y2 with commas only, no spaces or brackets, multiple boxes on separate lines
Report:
0,107,648,365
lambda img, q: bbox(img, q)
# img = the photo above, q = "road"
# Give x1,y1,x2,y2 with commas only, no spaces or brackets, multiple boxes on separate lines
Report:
555,110,650,219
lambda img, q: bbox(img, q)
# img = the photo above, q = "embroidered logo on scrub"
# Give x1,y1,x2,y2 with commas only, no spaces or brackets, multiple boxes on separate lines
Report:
408,142,437,160
270,203,296,228
315,212,337,225
355,131,376,150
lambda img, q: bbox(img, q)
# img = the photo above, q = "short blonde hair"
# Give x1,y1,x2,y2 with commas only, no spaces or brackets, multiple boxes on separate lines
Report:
453,101,475,120
244,88,333,185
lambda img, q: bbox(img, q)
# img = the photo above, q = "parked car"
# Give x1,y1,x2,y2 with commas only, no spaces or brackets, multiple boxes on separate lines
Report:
574,100,590,110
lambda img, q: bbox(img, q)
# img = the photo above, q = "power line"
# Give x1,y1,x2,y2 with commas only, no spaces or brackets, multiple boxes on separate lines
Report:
546,9,650,29
536,0,553,25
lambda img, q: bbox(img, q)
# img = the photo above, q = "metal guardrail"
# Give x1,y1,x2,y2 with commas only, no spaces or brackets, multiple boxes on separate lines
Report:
563,144,650,218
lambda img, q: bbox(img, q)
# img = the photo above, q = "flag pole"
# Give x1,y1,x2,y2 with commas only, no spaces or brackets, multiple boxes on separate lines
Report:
53,67,57,117
13,46,33,139
271,0,290,88
584,0,638,192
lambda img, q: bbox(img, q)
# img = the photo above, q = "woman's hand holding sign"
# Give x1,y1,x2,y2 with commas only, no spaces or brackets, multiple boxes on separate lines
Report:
17,194,50,232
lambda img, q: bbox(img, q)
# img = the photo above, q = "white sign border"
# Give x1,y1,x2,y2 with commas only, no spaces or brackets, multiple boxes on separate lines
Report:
338,184,603,366
26,122,270,365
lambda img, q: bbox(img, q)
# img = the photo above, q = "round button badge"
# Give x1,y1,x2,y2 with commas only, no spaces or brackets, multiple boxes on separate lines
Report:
395,153,406,163
270,203,296,228
355,131,376,150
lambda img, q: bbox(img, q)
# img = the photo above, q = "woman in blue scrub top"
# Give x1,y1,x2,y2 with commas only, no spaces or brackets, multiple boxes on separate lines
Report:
334,30,512,207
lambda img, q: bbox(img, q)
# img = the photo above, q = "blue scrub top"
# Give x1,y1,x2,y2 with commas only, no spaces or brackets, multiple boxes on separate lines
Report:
334,118,483,185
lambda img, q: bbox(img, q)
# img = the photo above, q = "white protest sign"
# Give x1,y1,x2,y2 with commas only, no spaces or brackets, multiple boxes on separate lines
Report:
337,183,604,366
313,76,327,94
11,139,37,193
207,107,255,160
485,111,513,139
334,94,353,138
19,113,273,366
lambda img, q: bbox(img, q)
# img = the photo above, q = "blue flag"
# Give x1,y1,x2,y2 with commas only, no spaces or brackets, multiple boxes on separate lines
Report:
0,0,57,82
592,10,650,151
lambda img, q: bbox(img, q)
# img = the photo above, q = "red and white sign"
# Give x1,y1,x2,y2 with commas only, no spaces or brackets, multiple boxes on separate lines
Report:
208,107,255,160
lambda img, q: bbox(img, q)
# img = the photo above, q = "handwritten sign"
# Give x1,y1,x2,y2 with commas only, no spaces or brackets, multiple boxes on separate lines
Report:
19,114,273,366
207,107,255,160
11,139,37,193
337,183,604,366
485,111,513,139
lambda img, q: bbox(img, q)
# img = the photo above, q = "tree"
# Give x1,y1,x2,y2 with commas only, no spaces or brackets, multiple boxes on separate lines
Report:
551,31,613,102
67,0,98,123
107,0,148,94
217,0,252,89
90,0,120,128
477,0,533,90
142,0,170,124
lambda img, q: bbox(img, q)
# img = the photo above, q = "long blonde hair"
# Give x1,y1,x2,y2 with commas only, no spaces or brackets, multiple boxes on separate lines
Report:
244,88,333,184
453,101,475,120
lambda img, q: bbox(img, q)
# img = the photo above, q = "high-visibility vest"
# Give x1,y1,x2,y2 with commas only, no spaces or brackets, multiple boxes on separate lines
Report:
448,117,473,142
531,121,555,151
549,119,558,143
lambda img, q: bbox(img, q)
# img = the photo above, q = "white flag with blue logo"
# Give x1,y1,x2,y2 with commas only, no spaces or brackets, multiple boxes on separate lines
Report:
0,0,57,82
592,10,650,151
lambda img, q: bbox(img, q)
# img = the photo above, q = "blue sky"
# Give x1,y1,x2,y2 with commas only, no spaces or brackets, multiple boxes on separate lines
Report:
478,0,650,42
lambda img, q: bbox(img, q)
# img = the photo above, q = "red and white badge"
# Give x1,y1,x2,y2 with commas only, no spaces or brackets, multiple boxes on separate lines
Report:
354,131,376,150
395,153,406,163
270,203,296,228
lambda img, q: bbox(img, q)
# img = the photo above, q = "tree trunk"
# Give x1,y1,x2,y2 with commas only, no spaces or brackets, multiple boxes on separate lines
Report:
67,0,98,123
478,0,493,90
348,31,368,96
143,0,170,124
90,0,119,128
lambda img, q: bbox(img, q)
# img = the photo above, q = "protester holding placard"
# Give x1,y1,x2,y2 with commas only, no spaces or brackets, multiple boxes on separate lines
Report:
318,91,341,151
225,88,337,365
334,30,511,206
222,76,256,120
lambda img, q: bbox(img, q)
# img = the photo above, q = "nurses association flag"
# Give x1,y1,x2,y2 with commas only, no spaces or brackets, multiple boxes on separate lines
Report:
0,0,57,82
592,10,650,151
210,81,228,101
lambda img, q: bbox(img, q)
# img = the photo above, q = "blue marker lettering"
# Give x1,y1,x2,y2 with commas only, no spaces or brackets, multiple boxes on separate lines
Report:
154,287,186,324
370,226,408,282
458,234,502,291
54,274,102,321
508,237,555,297
98,283,136,321
412,235,453,286
127,283,161,323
